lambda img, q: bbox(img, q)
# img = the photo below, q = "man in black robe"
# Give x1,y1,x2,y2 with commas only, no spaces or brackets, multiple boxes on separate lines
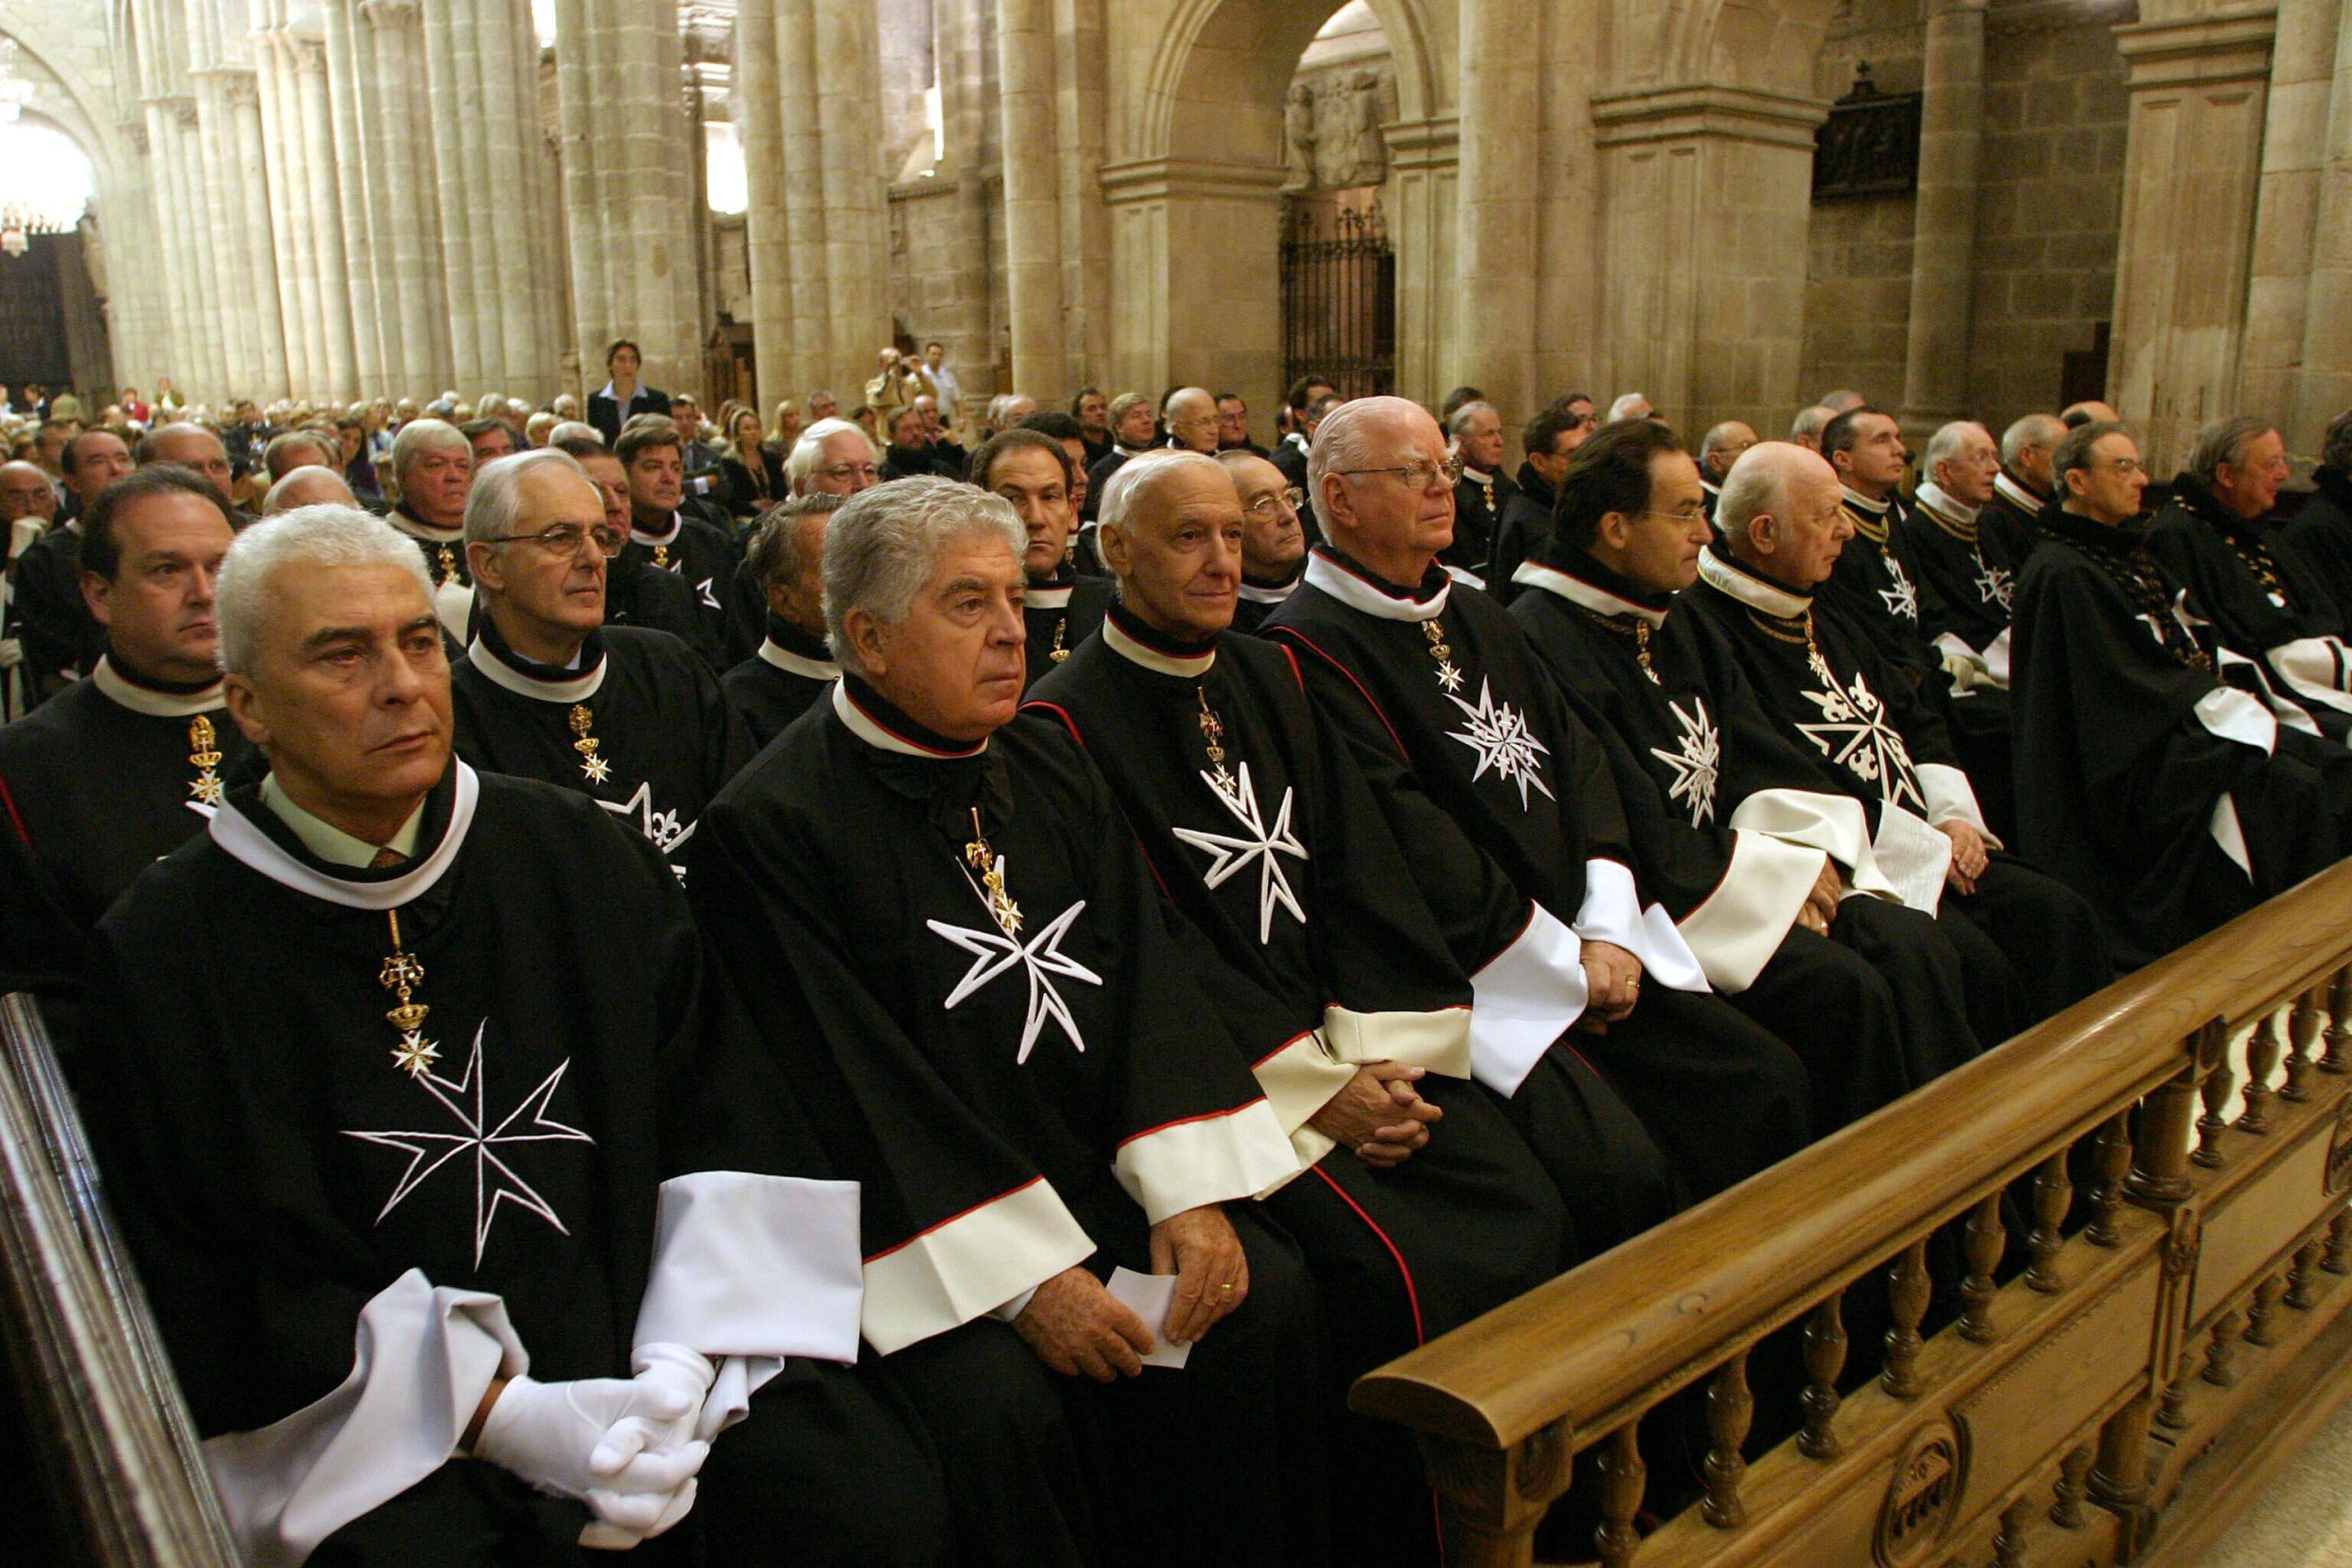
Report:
617,420,741,662
1984,412,2064,557
1262,396,1811,1223
385,418,478,644
1487,405,1589,608
970,429,1113,685
1510,422,1981,1117
692,476,1324,1568
723,494,844,747
717,418,884,664
882,406,952,482
1217,449,1308,633
74,502,944,1566
1443,400,1514,578
449,450,752,882
2282,409,2352,614
2015,422,2352,965
552,434,710,658
1819,407,1928,664
1669,441,2110,1022
0,466,249,1022
1697,421,1758,525
10,428,133,701
2147,415,2352,739
1030,450,1566,1567
1082,394,1160,522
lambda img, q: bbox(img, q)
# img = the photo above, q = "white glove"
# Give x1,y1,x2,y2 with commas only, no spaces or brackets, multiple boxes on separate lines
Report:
472,1365,710,1526
1939,649,1987,691
577,1345,715,1549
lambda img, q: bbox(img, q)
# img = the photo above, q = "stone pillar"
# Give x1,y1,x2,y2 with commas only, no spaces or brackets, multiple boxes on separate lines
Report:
1455,0,1541,431
2235,1,2335,438
226,63,292,400
996,0,1065,398
1102,159,1290,400
1590,85,1828,439
323,0,389,395
736,0,795,412
809,0,889,394
191,73,257,391
478,0,548,397
142,98,201,395
164,95,232,399
365,0,454,396
941,0,996,414
294,35,360,400
1900,0,1989,432
2291,0,2352,446
1052,0,1109,391
252,30,316,400
2109,6,2280,470
775,0,831,396
420,0,482,389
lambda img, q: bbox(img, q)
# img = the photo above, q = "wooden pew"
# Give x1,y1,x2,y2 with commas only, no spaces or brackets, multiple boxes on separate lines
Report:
1353,860,2352,1567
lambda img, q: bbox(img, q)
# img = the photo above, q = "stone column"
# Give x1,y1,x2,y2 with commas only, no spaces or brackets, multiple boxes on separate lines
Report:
736,0,796,412
940,0,995,412
190,72,256,391
323,0,389,394
2109,6,2279,470
809,0,889,394
478,0,548,397
2291,0,2352,446
365,0,454,396
252,30,315,399
1455,0,1540,430
228,62,292,401
996,0,1065,398
165,95,233,400
420,0,482,388
142,98,199,395
294,35,360,400
1900,0,1989,432
1052,0,1111,392
775,0,832,396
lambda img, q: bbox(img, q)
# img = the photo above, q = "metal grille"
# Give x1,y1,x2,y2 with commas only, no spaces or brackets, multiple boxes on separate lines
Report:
1281,197,1396,400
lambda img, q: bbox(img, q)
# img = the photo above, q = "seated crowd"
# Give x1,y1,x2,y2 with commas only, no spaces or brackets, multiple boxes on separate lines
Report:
5,342,2352,1567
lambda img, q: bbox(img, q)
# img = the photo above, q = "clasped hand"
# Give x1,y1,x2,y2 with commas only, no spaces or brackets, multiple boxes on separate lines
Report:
1014,1205,1250,1381
472,1343,713,1548
1307,1062,1443,1166
1577,939,1645,1033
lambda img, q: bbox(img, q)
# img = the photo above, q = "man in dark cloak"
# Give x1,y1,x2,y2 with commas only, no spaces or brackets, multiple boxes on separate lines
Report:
2014,422,2352,965
9,428,131,699
617,420,741,662
970,429,1113,685
691,477,1325,1568
1510,422,1983,1116
1443,400,1514,578
73,502,944,1566
447,451,752,882
1487,405,1591,608
2148,414,2352,740
1029,450,1567,1567
552,434,713,660
0,466,251,1025
385,418,478,644
1261,397,1813,1224
722,494,844,748
1217,449,1308,633
1982,412,2064,558
2282,409,2352,615
1668,441,2111,1022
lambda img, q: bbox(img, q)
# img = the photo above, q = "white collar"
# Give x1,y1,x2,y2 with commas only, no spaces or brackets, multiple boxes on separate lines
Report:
390,510,463,543
259,773,426,866
758,637,840,681
1994,470,2046,515
1914,480,1979,526
1103,614,1216,678
1238,575,1300,605
1303,550,1449,623
465,633,608,705
1443,562,1487,592
1461,465,1494,485
1698,546,1812,617
631,513,682,547
1284,431,1310,454
1027,582,1076,609
595,380,618,400
1701,478,1722,498
210,761,478,911
1510,560,1668,627
1114,443,1148,458
831,679,987,757
1840,485,1891,517
90,655,226,718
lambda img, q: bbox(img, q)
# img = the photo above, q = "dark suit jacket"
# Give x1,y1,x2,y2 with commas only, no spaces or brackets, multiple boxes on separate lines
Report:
587,384,674,447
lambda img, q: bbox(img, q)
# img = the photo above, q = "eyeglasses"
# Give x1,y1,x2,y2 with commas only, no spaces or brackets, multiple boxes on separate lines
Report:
481,522,628,558
1642,507,1710,528
1243,487,1306,520
820,463,882,483
2090,458,2145,478
1336,457,1464,491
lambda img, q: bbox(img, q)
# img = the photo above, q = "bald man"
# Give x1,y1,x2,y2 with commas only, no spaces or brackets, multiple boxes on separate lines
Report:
1789,405,1837,452
1162,387,1222,457
263,465,358,515
1698,421,1758,520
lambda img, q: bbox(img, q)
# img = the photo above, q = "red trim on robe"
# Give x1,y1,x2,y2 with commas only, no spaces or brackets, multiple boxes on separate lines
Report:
863,1173,1056,1265
1262,627,1415,762
1114,1096,1275,1152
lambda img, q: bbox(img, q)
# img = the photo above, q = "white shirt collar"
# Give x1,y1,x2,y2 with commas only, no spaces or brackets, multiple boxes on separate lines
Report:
1698,546,1812,618
1994,470,2046,515
1302,549,1449,623
595,380,618,401
464,633,608,705
1102,614,1216,678
1701,478,1722,498
1914,480,1979,526
1840,485,1891,517
831,678,987,757
90,655,226,718
1238,575,1299,605
758,637,840,681
631,513,683,547
1026,582,1075,609
258,773,427,867
207,763,480,911
389,509,464,543
1510,560,1668,627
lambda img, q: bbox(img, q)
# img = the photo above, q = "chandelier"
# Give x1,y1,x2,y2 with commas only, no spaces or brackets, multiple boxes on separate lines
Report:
0,41,92,258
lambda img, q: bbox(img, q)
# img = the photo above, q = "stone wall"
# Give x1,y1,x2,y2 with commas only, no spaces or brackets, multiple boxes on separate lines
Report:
1799,7,1923,411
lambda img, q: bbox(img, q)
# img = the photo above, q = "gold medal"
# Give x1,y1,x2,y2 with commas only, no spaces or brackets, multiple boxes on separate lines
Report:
379,908,438,1078
187,714,225,808
1423,617,1464,693
964,807,1023,937
569,704,612,783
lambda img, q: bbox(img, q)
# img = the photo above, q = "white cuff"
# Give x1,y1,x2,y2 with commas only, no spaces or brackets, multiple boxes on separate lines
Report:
632,1171,865,1364
2194,684,2277,754
989,1286,1040,1323
861,1178,1095,1355
1918,762,1999,847
1571,858,1710,994
1112,1099,1302,1222
2268,636,2352,711
1467,903,1586,1097
1676,832,1826,993
2221,646,2324,736
1248,1030,1356,1166
1871,804,1953,915
1320,1003,1473,1079
1727,786,1896,897
201,1270,525,1568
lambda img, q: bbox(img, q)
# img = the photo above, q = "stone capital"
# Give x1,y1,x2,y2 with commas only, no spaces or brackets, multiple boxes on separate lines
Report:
2113,4,2278,92
288,34,329,76
218,66,262,108
1590,85,1828,152
359,0,422,32
1099,156,1290,207
121,120,151,155
1382,114,1460,173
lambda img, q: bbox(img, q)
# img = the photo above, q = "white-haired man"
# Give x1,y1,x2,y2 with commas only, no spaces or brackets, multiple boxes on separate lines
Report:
1444,400,1512,578
721,493,844,748
448,450,751,882
1026,450,1566,1565
1216,448,1308,632
386,416,477,640
691,474,1320,1568
1261,396,1809,1238
1667,441,2110,1023
717,417,885,661
70,501,944,1566
1984,411,2064,552
263,464,358,515
1892,420,2020,695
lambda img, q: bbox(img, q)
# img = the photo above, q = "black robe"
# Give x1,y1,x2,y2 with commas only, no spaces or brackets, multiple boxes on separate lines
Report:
1670,546,2109,1021
1230,566,1303,636
605,544,719,666
624,510,741,665
2148,474,2352,739
2282,465,2352,621
1892,485,2022,687
2012,501,2352,966
1980,469,2048,562
389,505,476,646
720,615,840,750
0,657,254,1021
1486,462,1556,609
1025,607,1566,1567
690,676,1323,1568
1271,434,1327,547
1261,547,1814,1213
1509,548,1979,1117
73,762,939,1564
7,523,102,696
449,622,752,880
1023,569,1113,689
1444,467,1516,577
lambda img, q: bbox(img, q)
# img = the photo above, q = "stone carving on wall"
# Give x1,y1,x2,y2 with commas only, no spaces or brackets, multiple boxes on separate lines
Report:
1282,68,1395,194
1813,62,1920,202
1283,84,1317,190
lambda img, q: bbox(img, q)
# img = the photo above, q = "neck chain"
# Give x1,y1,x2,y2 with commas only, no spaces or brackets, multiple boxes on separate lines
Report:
568,704,613,783
1844,499,1890,547
436,544,461,582
1422,618,1464,693
379,908,438,1078
1800,612,1841,689
962,807,1023,937
2064,530,2214,672
1570,602,1663,685
187,714,226,808
1050,613,1071,664
1196,688,1238,795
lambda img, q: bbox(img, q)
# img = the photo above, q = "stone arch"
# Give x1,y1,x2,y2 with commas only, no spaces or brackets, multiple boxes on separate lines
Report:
1103,0,1455,404
0,6,133,186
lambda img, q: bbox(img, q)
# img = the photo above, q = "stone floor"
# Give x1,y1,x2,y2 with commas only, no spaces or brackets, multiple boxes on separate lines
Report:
2191,1389,2352,1566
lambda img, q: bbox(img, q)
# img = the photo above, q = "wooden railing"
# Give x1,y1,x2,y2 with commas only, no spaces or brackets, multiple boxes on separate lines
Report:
0,992,239,1565
1354,860,2352,1568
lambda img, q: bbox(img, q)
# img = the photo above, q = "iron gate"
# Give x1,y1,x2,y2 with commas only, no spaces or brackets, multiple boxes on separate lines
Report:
1280,197,1396,400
